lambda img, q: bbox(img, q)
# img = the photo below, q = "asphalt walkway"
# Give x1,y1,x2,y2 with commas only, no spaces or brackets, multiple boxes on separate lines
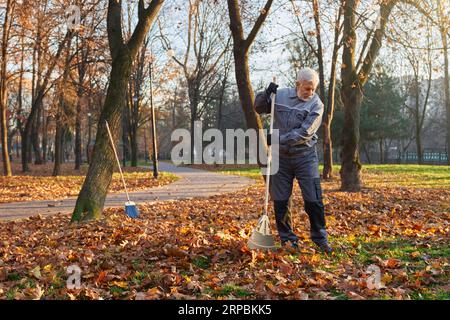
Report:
0,162,255,221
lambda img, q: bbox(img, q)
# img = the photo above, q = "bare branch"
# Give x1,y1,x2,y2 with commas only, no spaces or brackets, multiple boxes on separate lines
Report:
244,0,274,52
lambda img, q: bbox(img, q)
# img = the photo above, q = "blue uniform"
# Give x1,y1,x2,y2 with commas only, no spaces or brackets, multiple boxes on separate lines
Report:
254,88,328,246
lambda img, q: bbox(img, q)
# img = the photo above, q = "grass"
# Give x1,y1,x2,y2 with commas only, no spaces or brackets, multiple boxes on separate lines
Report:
329,236,449,263
409,289,450,300
330,288,349,300
215,164,449,189
192,256,211,269
206,284,253,298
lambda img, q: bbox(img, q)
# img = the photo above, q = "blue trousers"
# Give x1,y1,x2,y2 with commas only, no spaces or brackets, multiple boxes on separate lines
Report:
270,146,328,246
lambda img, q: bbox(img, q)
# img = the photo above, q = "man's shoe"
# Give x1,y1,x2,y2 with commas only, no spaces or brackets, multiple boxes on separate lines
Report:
317,243,333,254
281,241,299,252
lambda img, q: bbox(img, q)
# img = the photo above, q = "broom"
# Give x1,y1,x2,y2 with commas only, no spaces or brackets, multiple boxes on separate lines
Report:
105,120,139,218
247,83,277,251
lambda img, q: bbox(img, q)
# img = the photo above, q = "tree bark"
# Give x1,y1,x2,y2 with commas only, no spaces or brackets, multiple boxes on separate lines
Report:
0,0,13,176
340,84,363,191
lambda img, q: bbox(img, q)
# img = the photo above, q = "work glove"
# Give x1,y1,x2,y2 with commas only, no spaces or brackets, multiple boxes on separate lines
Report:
265,82,278,96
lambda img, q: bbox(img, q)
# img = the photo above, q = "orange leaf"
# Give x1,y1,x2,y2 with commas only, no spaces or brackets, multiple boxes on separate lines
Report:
96,271,108,284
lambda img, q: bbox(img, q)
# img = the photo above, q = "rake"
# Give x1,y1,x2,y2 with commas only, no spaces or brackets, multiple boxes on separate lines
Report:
247,88,277,251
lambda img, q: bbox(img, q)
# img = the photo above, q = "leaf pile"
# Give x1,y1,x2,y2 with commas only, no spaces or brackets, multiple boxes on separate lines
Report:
0,177,448,300
0,163,177,203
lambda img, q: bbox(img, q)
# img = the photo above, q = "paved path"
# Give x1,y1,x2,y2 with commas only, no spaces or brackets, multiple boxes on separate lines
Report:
0,162,255,221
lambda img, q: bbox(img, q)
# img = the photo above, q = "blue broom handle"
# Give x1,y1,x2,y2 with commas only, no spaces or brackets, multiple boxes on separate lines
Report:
105,120,131,202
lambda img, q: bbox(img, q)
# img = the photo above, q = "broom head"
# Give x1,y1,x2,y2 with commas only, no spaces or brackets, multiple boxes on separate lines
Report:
125,201,139,218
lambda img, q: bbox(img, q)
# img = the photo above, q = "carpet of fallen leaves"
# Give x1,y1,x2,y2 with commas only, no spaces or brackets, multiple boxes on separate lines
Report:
0,163,178,203
0,171,448,300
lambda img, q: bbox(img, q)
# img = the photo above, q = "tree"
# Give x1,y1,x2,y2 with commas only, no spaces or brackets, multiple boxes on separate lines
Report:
340,0,389,190
360,68,409,163
0,0,14,176
53,33,75,176
338,0,429,191
225,0,275,177
73,1,106,170
403,42,433,164
20,2,71,171
226,0,273,135
288,0,343,179
436,0,449,164
160,0,231,162
71,0,165,222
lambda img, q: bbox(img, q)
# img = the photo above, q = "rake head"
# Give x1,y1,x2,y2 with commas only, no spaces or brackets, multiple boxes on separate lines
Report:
247,214,276,251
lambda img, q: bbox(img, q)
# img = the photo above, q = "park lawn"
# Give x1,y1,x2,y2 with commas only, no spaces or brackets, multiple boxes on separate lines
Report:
0,163,178,204
209,164,450,189
0,164,448,300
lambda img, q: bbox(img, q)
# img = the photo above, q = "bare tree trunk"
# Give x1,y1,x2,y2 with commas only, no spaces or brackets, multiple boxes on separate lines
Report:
322,6,342,180
32,104,43,164
415,83,423,164
312,0,325,103
362,143,371,164
42,113,49,163
53,124,64,176
340,86,363,190
187,78,200,162
0,0,13,176
17,31,25,161
172,86,178,130
86,111,92,164
122,101,130,167
75,98,82,169
437,0,450,164
379,138,383,164
74,32,89,170
53,38,73,176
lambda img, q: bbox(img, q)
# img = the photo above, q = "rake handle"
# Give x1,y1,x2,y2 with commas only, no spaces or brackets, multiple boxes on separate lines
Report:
105,120,131,202
264,87,276,216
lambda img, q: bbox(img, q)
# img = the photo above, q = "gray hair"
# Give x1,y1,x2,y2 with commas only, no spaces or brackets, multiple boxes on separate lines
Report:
296,67,319,88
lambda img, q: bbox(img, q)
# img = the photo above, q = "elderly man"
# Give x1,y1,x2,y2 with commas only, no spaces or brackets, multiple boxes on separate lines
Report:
254,67,332,253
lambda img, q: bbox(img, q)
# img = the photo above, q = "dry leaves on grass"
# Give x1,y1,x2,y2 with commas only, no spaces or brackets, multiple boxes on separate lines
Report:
0,179,448,300
0,164,177,203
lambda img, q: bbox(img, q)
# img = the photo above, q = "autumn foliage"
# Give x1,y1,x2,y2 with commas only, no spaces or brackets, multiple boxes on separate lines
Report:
0,170,448,300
